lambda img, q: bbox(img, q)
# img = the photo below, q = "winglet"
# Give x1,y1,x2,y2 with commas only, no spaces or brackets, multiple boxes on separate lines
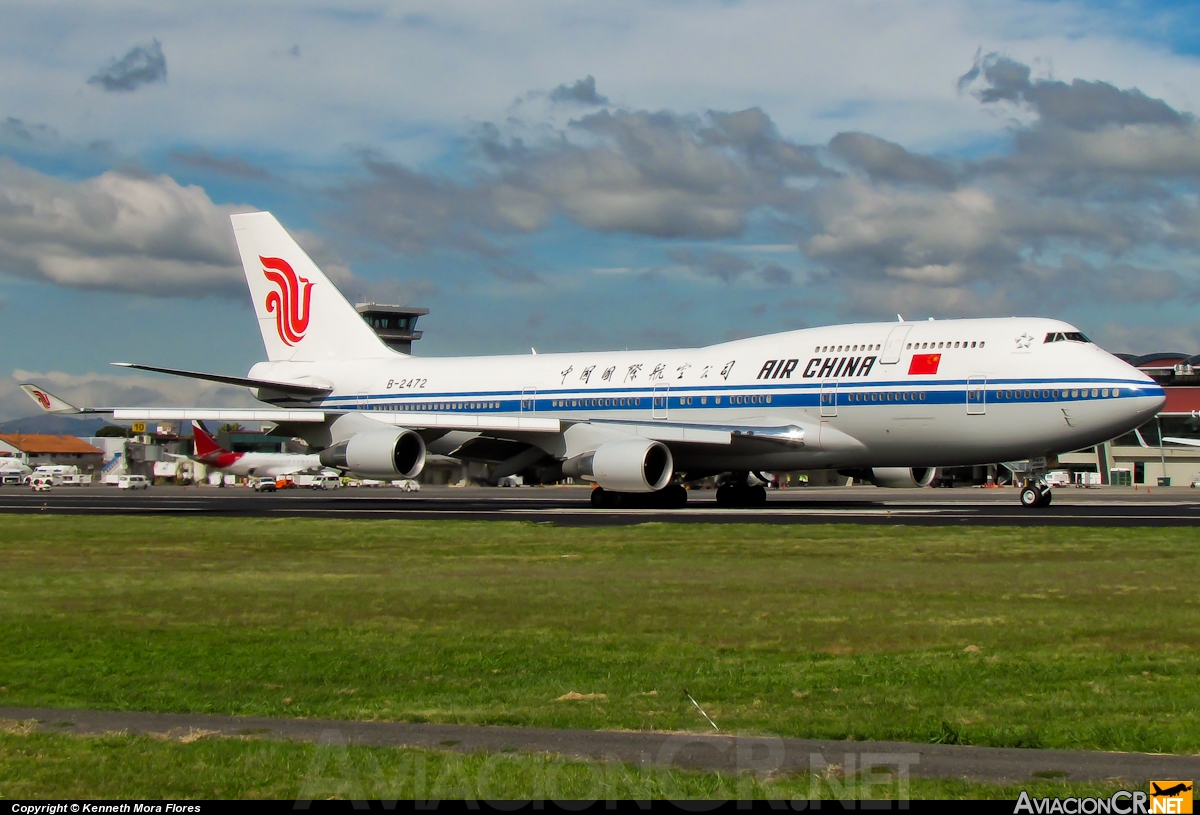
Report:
19,384,82,414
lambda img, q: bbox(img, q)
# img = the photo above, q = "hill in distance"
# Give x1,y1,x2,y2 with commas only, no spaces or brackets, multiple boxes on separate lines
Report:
0,414,119,436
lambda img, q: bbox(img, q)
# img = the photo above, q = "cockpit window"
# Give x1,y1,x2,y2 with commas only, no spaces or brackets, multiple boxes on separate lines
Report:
1044,332,1090,344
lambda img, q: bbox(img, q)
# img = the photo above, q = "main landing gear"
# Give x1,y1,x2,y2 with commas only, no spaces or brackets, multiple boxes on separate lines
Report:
715,473,768,508
1019,479,1053,508
590,484,688,509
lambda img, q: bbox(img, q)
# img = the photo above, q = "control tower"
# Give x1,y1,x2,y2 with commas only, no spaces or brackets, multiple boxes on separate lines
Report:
355,302,430,354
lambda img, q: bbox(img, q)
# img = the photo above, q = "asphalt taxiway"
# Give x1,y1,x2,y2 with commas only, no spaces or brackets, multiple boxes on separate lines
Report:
4,706,1198,784
1,483,1197,525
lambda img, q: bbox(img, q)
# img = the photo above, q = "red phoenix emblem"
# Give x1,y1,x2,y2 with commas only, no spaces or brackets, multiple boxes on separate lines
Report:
260,256,314,346
32,389,51,410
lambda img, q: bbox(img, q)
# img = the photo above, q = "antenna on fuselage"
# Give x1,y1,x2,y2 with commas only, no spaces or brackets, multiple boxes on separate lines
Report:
897,314,904,322
531,348,538,355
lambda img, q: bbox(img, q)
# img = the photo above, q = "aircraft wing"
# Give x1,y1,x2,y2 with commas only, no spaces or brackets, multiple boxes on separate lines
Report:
22,382,853,454
361,412,790,444
19,384,327,423
1162,436,1200,447
368,411,825,449
368,411,563,433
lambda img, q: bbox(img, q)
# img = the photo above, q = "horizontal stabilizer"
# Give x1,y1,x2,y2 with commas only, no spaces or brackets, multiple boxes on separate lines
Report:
112,363,332,397
1162,436,1200,447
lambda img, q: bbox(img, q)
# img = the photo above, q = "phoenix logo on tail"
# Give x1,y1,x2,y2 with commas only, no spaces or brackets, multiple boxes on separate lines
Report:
30,388,51,410
261,256,313,346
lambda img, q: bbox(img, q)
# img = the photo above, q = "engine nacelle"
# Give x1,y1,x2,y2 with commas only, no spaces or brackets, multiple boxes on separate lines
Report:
870,467,937,488
563,439,673,493
319,429,426,479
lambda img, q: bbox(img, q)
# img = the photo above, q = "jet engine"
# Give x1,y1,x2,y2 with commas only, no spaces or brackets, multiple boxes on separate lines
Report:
563,438,673,493
870,467,937,488
319,429,426,479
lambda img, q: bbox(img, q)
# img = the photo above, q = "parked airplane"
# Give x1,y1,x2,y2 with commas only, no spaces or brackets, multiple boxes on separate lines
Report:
21,212,1166,508
177,421,323,479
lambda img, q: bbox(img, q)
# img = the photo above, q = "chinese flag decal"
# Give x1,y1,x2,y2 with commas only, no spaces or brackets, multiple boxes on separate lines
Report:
908,353,941,375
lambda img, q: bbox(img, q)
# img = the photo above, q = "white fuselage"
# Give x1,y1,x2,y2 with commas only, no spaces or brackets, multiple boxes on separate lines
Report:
250,317,1165,472
201,451,322,478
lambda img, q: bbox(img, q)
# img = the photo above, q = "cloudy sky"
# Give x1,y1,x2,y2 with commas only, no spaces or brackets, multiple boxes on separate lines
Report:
3,0,1200,419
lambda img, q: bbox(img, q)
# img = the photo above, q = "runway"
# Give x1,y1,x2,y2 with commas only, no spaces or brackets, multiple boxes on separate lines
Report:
1,483,1198,525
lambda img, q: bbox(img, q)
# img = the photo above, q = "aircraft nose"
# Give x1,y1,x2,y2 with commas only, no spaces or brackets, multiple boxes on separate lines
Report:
1109,354,1165,415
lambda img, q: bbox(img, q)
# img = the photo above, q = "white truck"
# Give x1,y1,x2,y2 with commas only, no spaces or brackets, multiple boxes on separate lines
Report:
31,465,91,486
0,459,32,486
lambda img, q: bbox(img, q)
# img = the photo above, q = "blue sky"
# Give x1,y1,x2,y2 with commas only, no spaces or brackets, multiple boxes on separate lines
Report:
3,0,1200,419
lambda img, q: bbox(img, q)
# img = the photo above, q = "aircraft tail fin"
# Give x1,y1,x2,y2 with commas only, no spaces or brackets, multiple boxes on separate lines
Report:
230,211,395,362
191,421,226,458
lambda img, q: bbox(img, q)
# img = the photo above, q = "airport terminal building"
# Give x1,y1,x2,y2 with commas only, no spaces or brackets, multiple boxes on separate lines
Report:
1057,353,1200,487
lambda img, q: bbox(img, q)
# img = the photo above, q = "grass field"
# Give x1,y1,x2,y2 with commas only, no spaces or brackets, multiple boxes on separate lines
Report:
1,516,1198,771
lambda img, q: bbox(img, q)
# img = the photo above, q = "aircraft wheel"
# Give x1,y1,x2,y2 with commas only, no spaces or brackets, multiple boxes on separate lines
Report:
715,483,765,508
659,484,688,508
1020,486,1043,508
1037,488,1053,508
590,487,607,508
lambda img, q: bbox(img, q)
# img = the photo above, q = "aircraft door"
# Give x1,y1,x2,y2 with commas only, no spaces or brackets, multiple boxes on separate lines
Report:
820,381,838,417
967,376,986,415
880,325,913,364
652,385,669,419
521,387,537,412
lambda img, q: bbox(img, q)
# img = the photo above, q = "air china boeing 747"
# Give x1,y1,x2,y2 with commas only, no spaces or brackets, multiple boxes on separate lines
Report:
22,212,1166,508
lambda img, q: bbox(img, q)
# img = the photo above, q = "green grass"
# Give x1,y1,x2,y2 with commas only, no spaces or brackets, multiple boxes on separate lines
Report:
1,517,1199,757
0,727,1136,800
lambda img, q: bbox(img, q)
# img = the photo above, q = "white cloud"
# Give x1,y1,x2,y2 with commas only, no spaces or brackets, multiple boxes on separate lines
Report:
0,159,366,297
3,0,1200,166
0,159,249,294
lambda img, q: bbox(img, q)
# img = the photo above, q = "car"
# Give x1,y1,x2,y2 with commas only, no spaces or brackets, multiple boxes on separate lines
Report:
312,475,341,490
30,476,52,492
393,479,421,492
250,477,277,492
116,474,150,490
1191,475,1200,489
496,475,523,487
